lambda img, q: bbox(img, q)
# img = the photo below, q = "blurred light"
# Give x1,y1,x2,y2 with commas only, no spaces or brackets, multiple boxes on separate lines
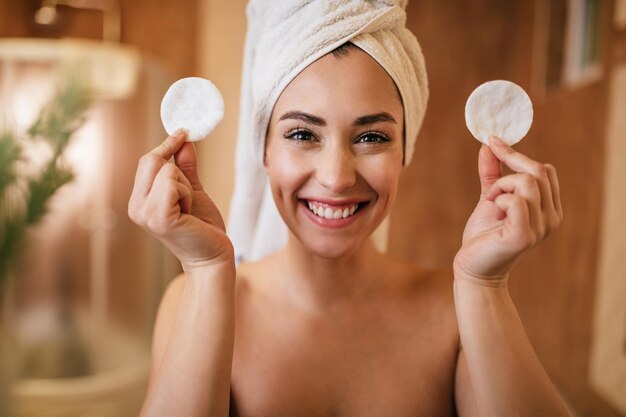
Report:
0,39,140,100
616,0,626,29
34,5,58,25
64,114,103,188
12,69,54,132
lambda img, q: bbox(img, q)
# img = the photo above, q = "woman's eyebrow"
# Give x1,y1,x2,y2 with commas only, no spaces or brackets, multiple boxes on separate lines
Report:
353,112,397,126
279,111,326,126
278,111,397,126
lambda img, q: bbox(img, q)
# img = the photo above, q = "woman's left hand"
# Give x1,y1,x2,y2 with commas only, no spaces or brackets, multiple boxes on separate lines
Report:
453,136,564,284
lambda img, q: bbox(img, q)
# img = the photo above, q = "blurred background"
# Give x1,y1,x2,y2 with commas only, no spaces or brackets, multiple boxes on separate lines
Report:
0,0,624,416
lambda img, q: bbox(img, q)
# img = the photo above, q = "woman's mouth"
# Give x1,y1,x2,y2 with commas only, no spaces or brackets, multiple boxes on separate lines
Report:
306,200,361,219
298,199,369,228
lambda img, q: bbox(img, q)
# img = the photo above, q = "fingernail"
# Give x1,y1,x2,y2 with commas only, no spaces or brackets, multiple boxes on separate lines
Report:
171,128,187,139
490,136,504,146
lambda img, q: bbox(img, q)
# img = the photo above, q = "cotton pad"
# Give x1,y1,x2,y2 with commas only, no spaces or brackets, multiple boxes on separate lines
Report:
160,77,224,142
464,80,533,146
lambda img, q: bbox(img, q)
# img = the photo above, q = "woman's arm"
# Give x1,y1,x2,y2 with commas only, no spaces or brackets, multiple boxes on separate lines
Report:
140,265,235,417
128,130,237,416
452,136,569,416
453,276,569,416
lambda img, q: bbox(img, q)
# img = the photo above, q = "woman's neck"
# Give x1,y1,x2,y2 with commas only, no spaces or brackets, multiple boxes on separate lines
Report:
272,232,389,310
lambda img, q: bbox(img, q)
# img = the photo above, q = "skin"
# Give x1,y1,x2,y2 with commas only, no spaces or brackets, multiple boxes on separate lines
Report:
128,46,570,416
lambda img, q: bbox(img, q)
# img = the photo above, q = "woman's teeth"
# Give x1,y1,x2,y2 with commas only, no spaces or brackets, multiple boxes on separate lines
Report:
306,201,359,219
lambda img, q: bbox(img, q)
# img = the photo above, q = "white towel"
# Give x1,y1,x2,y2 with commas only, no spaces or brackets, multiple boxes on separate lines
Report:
227,0,429,266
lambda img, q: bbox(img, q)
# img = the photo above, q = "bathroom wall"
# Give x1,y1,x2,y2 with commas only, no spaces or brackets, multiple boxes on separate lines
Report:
590,62,626,416
0,0,197,78
194,0,247,218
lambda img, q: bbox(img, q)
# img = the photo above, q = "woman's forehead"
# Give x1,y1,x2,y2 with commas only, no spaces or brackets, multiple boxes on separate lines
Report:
272,47,403,120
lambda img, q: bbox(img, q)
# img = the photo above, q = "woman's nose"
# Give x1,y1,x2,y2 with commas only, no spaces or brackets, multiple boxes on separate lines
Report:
315,145,357,193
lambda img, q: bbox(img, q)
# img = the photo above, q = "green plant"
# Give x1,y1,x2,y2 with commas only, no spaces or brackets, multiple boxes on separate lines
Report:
0,74,92,285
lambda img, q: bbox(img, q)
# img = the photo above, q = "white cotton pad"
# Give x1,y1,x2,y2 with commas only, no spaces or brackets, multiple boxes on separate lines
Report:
464,80,533,146
160,77,224,142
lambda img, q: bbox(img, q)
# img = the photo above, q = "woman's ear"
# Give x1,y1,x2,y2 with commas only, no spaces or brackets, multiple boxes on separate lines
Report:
262,133,270,172
263,152,269,173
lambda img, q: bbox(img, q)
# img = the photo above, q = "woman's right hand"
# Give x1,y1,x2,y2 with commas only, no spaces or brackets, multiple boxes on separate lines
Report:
128,129,234,271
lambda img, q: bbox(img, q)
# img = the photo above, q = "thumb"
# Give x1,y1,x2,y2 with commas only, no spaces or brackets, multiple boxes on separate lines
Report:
478,143,503,199
174,141,204,191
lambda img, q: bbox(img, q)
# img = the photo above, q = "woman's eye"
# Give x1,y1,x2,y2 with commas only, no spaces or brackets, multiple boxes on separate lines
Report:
285,129,313,142
358,132,390,144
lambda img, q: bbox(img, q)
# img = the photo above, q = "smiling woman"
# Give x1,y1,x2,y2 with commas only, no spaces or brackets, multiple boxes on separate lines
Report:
128,1,572,417
263,45,404,260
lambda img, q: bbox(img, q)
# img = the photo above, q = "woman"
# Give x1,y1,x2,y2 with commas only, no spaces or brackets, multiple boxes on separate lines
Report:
128,2,570,417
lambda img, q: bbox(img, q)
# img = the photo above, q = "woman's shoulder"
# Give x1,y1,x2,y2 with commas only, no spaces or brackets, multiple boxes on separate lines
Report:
381,255,456,315
235,256,272,283
234,256,277,297
382,254,454,291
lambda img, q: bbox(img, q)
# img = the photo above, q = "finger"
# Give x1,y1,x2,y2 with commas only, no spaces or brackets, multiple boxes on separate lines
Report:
150,128,188,161
152,180,193,216
488,136,553,211
176,182,193,214
174,141,204,191
545,163,563,219
155,162,193,210
478,144,503,199
131,129,188,199
485,173,542,232
150,181,193,234
131,153,165,200
488,136,544,174
146,164,193,231
174,164,194,214
493,193,536,251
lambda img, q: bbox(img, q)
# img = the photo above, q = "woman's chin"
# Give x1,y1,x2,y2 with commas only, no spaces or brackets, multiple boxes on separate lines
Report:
300,237,364,259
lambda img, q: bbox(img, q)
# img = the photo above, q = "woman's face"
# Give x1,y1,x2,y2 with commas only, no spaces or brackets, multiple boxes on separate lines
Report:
264,46,405,259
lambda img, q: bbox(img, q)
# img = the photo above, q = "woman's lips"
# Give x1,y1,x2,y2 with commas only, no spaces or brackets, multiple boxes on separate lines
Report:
298,199,368,229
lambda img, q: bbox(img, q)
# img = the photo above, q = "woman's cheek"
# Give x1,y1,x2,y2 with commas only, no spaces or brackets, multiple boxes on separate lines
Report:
363,153,402,210
268,147,311,196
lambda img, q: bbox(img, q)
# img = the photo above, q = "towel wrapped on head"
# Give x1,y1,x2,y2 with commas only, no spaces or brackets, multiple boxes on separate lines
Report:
227,0,429,266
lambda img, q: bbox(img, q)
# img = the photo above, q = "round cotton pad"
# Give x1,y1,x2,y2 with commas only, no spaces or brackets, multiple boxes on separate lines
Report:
464,80,533,146
160,77,224,142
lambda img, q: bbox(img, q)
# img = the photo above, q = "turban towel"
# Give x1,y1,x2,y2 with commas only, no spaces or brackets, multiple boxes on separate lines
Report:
227,0,429,266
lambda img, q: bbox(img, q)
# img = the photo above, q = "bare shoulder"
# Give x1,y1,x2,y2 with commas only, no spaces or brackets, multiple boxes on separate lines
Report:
385,255,455,302
234,254,282,299
383,256,459,335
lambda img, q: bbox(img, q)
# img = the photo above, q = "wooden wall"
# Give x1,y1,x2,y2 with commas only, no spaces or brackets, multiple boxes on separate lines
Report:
390,1,622,415
0,0,197,78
